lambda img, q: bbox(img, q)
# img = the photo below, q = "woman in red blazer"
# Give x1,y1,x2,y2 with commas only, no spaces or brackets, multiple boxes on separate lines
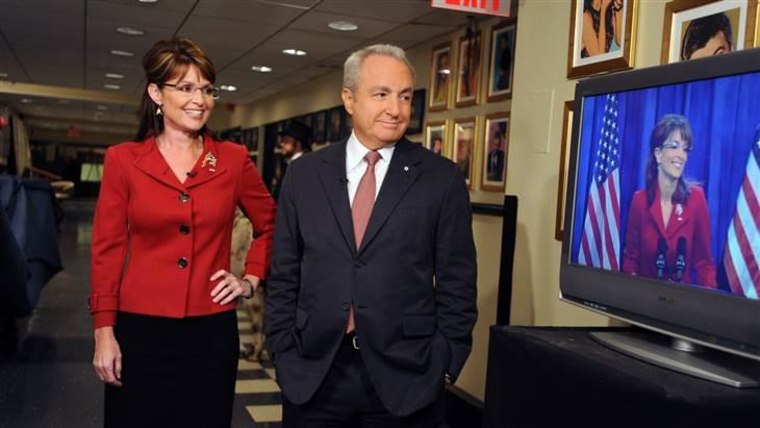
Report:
89,38,275,427
622,114,716,287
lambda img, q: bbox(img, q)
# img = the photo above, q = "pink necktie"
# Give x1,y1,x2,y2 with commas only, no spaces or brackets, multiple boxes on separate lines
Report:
347,150,381,333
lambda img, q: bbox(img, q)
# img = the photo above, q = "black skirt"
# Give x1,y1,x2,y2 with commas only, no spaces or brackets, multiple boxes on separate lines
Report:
104,310,239,428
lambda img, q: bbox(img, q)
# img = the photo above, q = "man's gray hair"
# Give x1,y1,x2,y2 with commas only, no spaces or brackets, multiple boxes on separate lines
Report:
343,44,415,91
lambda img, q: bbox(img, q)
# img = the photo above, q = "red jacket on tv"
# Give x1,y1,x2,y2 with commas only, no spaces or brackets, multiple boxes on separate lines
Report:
622,185,716,287
89,135,275,328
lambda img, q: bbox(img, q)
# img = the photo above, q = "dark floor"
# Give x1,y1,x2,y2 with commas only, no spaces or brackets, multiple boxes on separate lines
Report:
0,199,280,427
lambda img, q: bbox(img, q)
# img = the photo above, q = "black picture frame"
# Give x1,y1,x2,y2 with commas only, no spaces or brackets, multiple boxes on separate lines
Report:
312,110,327,143
326,106,343,142
407,88,426,135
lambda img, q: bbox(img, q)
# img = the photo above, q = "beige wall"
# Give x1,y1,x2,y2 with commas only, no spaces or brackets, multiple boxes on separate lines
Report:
224,1,671,402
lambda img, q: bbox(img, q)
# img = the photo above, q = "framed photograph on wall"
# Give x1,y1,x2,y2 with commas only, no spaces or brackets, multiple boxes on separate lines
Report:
567,0,638,78
312,110,327,143
455,31,483,107
407,89,426,135
555,101,574,241
661,0,757,63
480,112,509,192
326,106,343,142
424,120,448,156
452,116,477,188
428,42,454,111
487,21,516,102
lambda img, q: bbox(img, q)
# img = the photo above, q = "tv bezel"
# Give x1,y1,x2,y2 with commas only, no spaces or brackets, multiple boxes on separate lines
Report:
560,48,760,362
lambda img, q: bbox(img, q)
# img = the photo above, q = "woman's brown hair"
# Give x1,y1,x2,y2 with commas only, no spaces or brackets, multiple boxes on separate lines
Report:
135,38,216,141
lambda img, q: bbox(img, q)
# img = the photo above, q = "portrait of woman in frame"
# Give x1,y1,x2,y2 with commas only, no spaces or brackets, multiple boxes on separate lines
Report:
455,31,483,107
429,42,454,112
480,112,509,192
567,0,637,78
661,0,757,64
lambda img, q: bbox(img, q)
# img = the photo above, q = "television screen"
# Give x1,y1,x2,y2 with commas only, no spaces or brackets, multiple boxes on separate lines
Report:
560,49,760,386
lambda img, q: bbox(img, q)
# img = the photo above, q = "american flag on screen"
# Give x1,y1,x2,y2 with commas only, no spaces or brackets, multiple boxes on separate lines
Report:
723,134,760,299
578,94,621,270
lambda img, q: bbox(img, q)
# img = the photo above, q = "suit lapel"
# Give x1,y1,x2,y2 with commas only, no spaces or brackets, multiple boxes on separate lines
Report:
132,137,184,192
318,141,357,253
133,135,227,191
185,135,227,189
359,139,421,253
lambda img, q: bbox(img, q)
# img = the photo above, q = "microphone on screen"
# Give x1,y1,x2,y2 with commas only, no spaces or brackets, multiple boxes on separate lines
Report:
675,237,687,282
656,237,667,280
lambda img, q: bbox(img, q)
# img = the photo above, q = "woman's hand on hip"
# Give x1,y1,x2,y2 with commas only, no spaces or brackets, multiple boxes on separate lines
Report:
93,326,123,387
210,269,256,304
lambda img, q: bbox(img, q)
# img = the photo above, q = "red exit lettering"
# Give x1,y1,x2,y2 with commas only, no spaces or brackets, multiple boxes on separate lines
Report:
444,0,501,11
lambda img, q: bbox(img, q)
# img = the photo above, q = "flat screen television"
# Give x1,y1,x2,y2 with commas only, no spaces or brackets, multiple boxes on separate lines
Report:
560,48,760,387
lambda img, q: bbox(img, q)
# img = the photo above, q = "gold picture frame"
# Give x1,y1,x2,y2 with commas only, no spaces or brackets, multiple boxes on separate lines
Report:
452,116,478,189
661,0,758,63
480,112,509,192
567,0,638,78
428,42,454,112
487,21,516,102
555,101,574,241
455,31,483,107
424,120,449,157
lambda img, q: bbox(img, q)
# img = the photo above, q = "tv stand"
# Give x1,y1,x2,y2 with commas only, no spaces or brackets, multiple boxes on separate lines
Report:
590,331,760,388
483,326,760,428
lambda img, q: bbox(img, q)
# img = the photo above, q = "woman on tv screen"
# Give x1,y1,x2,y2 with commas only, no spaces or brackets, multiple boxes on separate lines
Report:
622,114,717,287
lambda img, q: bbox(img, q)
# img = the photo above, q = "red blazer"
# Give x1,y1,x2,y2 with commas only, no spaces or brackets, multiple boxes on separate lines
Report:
622,185,716,287
89,135,275,328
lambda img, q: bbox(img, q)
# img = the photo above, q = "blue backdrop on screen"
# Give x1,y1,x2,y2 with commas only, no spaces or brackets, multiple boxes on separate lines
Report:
570,71,760,292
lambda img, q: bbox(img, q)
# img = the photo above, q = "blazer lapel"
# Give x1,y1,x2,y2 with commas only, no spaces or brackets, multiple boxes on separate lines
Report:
132,137,184,192
318,141,356,253
185,136,227,189
359,139,421,253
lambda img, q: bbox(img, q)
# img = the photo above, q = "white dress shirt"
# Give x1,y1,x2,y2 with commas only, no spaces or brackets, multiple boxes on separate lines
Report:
346,132,396,206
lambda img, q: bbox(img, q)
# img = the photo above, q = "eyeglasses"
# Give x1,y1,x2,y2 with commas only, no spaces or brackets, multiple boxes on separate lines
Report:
162,83,220,99
660,140,692,153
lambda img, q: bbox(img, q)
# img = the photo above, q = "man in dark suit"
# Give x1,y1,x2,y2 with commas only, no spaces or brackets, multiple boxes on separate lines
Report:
272,120,312,201
266,44,478,427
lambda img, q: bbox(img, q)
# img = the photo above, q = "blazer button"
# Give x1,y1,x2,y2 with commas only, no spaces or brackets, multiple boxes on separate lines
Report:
342,303,350,311
177,257,189,269
179,225,190,234
178,192,190,203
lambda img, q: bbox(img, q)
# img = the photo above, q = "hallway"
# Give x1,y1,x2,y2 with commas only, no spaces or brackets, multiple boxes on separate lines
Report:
0,199,283,427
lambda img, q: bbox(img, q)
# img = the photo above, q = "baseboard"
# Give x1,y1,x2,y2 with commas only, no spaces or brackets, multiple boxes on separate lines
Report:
445,384,483,428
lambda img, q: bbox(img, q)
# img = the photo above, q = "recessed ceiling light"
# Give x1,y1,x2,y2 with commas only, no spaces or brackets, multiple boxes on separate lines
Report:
105,73,125,79
138,0,159,3
0,72,8,78
438,69,451,75
116,26,145,36
282,48,306,56
251,65,272,73
110,49,134,57
219,85,237,92
20,98,32,104
328,21,358,31
104,84,121,90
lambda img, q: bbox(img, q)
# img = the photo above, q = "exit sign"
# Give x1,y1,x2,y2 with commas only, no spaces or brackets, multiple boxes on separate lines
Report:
430,0,514,18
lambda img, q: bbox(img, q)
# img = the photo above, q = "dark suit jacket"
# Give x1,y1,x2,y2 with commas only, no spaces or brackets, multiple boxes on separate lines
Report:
622,185,716,287
265,137,477,416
